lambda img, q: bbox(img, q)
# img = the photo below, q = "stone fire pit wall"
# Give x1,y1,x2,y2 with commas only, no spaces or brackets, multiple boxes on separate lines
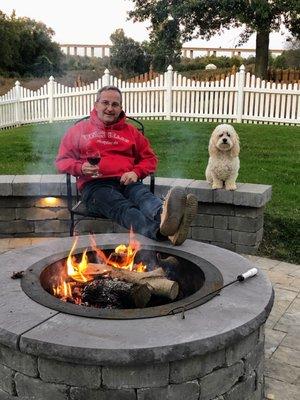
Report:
0,234,273,400
0,327,265,400
0,175,272,254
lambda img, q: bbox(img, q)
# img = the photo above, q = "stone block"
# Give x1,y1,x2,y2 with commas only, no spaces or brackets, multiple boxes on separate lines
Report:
187,181,213,202
0,197,36,208
0,209,15,221
214,216,228,229
223,372,256,400
70,386,136,400
61,175,77,196
191,226,214,241
199,203,235,216
12,175,41,196
0,389,12,400
234,206,264,218
102,363,169,389
55,209,70,219
113,223,129,233
152,177,177,198
40,175,65,196
0,344,38,377
76,219,114,234
191,213,213,227
213,188,234,204
228,215,263,233
0,220,34,234
34,220,69,233
232,229,263,246
0,363,15,395
38,358,101,388
234,184,272,207
213,228,232,243
16,207,59,221
244,341,265,374
170,349,225,383
15,373,69,400
235,244,259,255
171,178,194,190
200,362,244,400
226,330,259,366
0,176,14,196
137,381,200,400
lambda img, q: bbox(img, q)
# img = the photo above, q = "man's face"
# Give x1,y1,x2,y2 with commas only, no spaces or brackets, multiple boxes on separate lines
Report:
95,90,122,125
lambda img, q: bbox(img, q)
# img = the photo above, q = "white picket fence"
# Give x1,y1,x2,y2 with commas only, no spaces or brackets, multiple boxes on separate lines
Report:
0,65,299,129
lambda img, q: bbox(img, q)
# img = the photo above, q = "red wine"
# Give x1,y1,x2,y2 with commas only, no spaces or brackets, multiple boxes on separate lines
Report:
87,157,100,165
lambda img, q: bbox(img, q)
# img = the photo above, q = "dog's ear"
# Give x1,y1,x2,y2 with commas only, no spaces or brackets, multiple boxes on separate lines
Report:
208,132,218,156
230,133,240,157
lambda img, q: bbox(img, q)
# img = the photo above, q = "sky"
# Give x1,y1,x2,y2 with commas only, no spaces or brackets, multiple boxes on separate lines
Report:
1,0,290,49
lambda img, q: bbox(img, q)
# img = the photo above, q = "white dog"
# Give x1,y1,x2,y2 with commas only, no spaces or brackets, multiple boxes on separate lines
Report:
205,124,240,190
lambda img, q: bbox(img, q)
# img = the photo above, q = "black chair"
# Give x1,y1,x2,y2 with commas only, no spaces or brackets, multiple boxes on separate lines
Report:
66,116,155,236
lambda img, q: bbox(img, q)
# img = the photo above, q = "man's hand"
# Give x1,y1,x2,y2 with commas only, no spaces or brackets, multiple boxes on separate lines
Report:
120,171,138,185
81,162,100,176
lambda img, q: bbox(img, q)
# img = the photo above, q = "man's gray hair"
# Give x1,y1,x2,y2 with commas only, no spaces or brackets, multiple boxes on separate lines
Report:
96,86,122,103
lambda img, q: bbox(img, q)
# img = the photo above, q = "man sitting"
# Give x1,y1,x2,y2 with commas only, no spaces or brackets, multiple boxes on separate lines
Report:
56,85,197,245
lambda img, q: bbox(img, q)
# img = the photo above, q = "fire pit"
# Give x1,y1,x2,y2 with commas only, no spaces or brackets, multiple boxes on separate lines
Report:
21,233,223,319
0,234,273,400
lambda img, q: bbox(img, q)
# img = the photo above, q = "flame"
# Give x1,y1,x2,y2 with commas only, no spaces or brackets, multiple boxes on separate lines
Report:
53,279,72,300
67,236,90,282
52,230,147,302
91,229,146,272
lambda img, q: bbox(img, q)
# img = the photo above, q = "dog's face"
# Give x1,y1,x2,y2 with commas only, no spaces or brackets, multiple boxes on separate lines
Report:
209,124,240,157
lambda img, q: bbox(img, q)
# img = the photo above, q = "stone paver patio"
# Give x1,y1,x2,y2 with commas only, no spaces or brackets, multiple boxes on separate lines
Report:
0,237,299,400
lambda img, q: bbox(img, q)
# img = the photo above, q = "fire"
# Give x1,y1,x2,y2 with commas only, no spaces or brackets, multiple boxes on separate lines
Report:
52,229,147,302
66,237,90,283
53,279,72,298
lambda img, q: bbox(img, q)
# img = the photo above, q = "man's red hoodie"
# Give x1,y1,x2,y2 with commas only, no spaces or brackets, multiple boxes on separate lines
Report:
56,109,158,191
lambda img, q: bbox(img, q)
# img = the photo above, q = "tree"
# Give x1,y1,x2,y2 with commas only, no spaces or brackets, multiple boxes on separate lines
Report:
0,10,64,76
0,11,18,74
129,0,300,79
110,29,151,77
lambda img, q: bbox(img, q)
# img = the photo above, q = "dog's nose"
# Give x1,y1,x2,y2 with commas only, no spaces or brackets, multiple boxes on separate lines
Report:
222,138,227,143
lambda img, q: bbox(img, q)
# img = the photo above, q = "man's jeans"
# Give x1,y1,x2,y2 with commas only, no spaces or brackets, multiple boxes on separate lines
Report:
82,179,163,240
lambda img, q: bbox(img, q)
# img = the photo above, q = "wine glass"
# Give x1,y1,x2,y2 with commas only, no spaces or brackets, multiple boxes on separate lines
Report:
86,150,101,178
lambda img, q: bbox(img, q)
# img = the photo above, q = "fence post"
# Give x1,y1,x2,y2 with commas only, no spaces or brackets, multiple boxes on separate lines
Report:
236,64,245,123
102,69,110,87
48,76,54,123
165,65,173,120
14,81,21,126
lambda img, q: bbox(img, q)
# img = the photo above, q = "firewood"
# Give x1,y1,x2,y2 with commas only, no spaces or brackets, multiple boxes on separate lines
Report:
86,263,179,300
82,278,151,308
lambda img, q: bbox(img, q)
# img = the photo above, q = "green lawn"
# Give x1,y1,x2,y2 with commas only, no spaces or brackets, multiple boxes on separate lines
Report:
0,120,299,263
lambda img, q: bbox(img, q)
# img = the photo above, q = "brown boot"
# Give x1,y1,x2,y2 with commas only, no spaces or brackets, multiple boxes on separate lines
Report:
160,187,186,236
169,194,198,245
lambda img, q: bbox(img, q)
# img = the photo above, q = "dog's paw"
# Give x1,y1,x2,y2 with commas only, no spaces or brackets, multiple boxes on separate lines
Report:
225,182,237,191
212,182,223,190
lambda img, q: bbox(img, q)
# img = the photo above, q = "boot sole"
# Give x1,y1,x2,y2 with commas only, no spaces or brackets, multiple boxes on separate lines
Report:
170,194,198,245
160,187,186,236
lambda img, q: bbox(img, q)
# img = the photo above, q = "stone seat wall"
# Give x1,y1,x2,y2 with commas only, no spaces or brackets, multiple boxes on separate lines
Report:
0,175,272,255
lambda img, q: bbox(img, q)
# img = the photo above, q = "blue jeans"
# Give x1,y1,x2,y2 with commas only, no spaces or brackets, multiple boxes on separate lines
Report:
82,179,163,240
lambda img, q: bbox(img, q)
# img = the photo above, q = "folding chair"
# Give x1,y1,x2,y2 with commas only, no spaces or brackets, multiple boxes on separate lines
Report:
66,116,155,236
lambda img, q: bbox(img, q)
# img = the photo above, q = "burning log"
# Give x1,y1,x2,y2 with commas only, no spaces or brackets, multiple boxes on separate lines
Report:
82,278,151,309
86,263,179,301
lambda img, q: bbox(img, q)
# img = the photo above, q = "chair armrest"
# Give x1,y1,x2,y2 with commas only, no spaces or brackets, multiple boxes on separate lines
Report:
66,173,73,212
150,173,155,194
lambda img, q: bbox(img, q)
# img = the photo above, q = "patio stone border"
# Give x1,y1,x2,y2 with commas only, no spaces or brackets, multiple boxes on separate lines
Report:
0,175,272,255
